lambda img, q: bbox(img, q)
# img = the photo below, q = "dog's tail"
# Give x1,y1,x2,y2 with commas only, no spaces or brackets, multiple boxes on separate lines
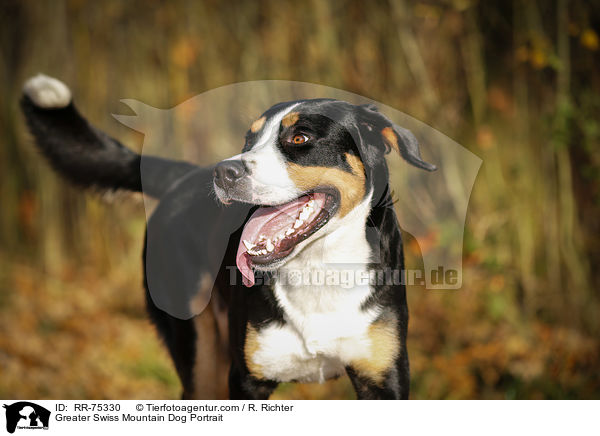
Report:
21,74,197,198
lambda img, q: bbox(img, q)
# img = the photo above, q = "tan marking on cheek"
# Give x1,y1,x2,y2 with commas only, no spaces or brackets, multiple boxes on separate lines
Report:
351,320,400,385
287,159,366,217
244,324,265,379
250,116,266,133
345,153,365,177
281,111,299,127
381,127,399,154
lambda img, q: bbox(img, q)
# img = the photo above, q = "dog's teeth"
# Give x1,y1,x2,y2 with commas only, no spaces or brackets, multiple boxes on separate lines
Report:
258,234,266,241
286,228,295,236
299,209,311,221
260,249,267,255
248,249,259,255
266,239,274,252
243,239,256,250
294,219,304,229
307,200,315,208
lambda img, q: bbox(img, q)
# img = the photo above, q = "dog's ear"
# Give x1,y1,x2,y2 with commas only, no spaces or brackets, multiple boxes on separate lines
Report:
357,104,436,171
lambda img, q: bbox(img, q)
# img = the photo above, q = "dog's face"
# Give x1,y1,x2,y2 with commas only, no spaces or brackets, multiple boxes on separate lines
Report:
213,99,435,286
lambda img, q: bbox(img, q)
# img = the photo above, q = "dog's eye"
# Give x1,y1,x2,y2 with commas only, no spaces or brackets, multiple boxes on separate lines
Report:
290,134,309,145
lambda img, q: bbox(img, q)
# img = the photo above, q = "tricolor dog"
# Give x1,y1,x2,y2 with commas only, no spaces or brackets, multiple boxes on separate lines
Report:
21,74,436,400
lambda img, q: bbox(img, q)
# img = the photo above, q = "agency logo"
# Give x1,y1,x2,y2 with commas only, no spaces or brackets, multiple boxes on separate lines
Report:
2,402,50,434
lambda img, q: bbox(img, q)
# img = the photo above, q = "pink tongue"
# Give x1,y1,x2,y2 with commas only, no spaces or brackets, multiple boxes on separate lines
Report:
237,253,255,287
236,196,314,287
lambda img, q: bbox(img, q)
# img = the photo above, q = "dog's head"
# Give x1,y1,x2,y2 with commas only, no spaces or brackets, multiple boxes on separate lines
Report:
213,99,436,286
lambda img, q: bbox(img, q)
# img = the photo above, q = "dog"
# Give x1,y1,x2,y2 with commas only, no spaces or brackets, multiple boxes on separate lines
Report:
21,74,436,400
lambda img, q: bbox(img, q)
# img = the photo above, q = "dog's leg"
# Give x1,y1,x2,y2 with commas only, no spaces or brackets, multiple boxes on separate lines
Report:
346,351,410,400
145,276,231,400
228,366,278,400
145,295,230,400
188,295,230,399
345,315,410,399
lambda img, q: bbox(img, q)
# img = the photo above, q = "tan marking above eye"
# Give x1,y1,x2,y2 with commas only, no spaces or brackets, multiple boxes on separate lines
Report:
381,127,400,154
244,324,265,379
250,116,266,133
281,111,300,128
287,153,366,217
350,319,400,385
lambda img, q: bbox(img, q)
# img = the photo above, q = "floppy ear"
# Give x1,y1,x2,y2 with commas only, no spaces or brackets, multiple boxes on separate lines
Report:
358,104,437,171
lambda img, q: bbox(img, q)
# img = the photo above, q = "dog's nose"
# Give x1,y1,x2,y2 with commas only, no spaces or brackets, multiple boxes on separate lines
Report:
214,160,246,189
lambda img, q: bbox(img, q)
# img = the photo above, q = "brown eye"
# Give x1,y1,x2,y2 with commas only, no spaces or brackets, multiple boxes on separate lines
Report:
291,134,309,145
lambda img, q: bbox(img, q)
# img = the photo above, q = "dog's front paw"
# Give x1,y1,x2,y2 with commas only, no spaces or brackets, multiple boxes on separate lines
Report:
23,74,72,109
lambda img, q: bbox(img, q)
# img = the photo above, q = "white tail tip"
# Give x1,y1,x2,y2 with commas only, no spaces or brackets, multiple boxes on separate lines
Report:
23,74,72,109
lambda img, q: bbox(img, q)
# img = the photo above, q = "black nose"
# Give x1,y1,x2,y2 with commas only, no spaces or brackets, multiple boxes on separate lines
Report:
214,160,246,189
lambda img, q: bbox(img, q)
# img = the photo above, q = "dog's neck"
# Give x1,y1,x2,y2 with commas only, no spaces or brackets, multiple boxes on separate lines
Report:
272,193,374,314
271,193,378,357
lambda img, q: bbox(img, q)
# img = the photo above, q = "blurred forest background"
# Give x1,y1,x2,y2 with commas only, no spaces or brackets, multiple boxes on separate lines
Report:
0,0,599,399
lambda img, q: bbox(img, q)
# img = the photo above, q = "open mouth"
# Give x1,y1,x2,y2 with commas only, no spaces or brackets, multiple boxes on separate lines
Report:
236,191,338,287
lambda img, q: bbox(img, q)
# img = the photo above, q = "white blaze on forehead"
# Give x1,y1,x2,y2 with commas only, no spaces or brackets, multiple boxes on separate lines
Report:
239,103,302,204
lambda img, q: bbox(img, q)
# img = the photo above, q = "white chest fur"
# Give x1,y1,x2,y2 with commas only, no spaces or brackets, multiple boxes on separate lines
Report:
249,196,381,383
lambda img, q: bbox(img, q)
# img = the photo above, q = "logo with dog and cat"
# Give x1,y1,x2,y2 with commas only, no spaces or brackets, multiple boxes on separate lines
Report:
2,402,50,434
